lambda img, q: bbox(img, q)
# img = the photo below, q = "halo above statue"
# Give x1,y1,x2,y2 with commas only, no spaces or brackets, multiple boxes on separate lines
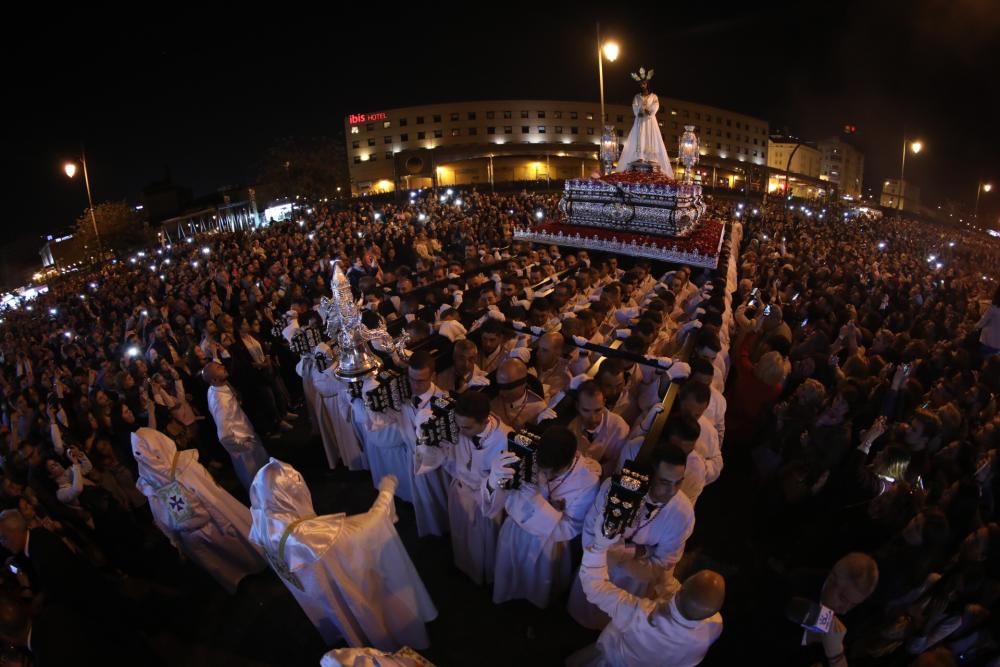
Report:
630,66,654,83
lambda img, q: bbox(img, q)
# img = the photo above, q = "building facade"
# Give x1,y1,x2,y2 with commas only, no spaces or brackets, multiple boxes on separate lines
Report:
817,137,864,198
880,178,921,212
766,137,825,199
344,99,769,195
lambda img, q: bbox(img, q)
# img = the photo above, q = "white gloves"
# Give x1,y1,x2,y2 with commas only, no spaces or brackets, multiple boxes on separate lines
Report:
517,299,532,310
509,347,531,364
378,474,399,495
666,361,691,381
572,335,590,348
487,306,505,321
536,407,558,424
615,328,631,340
362,375,380,395
414,407,435,429
654,356,675,369
680,320,703,334
511,320,527,331
569,374,589,391
640,404,665,432
489,451,519,488
593,526,621,551
530,325,544,336
615,307,639,324
467,373,491,388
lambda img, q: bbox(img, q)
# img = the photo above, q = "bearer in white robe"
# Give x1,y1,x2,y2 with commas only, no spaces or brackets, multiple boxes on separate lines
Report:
621,413,707,507
203,362,269,492
297,351,322,434
311,343,367,471
394,351,450,537
567,380,630,479
688,357,727,447
487,425,601,608
435,339,490,394
568,443,694,629
567,537,724,667
675,379,723,485
130,427,266,594
414,392,509,585
360,372,414,504
530,332,573,401
490,359,553,431
249,459,437,651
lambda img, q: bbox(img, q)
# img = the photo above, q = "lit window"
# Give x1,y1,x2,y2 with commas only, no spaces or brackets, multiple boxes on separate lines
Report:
350,126,359,134
383,120,391,129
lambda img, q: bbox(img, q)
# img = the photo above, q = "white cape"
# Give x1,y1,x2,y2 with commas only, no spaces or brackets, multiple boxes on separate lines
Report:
249,459,437,650
131,427,266,593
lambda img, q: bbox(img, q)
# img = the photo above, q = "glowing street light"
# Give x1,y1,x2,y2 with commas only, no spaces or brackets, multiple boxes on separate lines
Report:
602,41,619,62
596,24,620,135
975,181,993,220
897,137,924,211
63,152,102,255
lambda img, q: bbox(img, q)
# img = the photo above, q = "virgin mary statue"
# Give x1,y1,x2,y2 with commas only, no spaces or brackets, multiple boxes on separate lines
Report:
615,67,674,178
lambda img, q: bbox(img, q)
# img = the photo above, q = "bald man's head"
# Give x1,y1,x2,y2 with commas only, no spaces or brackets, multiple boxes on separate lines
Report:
203,361,228,386
537,332,564,369
497,358,529,403
670,570,726,622
822,552,879,614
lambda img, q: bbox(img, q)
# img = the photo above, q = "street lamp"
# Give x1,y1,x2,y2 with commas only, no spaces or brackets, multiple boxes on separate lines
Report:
975,181,993,220
63,151,102,256
596,23,619,132
897,138,923,211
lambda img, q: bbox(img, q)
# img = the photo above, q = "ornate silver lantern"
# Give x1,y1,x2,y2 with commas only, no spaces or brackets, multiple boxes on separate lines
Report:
678,125,700,184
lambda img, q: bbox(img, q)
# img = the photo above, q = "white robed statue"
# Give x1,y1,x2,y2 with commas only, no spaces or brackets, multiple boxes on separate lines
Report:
249,459,437,651
615,67,674,178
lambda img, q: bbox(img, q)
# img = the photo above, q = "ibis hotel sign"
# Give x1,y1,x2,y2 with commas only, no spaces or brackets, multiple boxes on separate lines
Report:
349,112,388,124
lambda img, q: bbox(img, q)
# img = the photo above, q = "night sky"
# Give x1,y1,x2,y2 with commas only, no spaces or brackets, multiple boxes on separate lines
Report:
5,2,998,286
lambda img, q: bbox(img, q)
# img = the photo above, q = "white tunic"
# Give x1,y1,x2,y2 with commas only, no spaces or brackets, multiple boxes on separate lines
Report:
359,404,413,504
131,428,266,594
249,459,437,651
704,385,727,447
568,479,695,629
418,415,510,584
696,414,723,486
568,410,631,479
207,383,270,492
397,386,451,537
296,354,323,437
615,92,674,178
490,390,548,432
569,546,722,667
490,453,601,608
312,363,367,471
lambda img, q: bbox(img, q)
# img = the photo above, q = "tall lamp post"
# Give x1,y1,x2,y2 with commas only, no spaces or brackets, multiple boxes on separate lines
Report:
974,181,993,222
596,24,619,133
897,139,923,211
63,151,102,257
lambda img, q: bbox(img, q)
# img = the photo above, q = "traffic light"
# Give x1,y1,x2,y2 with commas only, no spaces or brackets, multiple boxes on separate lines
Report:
843,124,857,134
